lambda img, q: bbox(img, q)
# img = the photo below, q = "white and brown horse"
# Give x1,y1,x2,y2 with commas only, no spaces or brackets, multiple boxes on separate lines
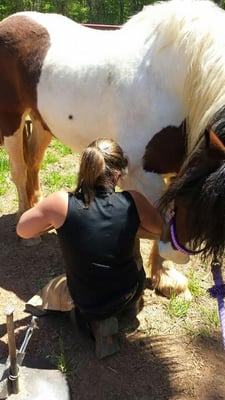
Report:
1,0,225,299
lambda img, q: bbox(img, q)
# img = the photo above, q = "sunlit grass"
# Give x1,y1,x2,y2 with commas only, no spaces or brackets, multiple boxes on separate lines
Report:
0,147,10,195
0,179,10,195
200,305,220,328
0,138,78,209
41,139,73,169
42,171,76,193
188,269,205,297
167,294,191,319
40,139,77,192
0,147,9,172
50,139,73,155
183,299,220,341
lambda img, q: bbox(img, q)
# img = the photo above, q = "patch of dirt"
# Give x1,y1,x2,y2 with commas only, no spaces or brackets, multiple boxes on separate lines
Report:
1,179,225,399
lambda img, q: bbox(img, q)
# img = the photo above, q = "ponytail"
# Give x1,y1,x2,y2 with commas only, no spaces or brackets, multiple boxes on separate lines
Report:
75,138,128,207
75,146,105,205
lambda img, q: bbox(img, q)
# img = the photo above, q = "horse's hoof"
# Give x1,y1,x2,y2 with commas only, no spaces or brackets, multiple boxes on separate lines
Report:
158,285,192,301
177,288,192,301
155,261,192,300
20,236,42,246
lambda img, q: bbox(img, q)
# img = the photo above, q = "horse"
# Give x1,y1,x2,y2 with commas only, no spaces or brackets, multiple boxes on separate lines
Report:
1,0,225,300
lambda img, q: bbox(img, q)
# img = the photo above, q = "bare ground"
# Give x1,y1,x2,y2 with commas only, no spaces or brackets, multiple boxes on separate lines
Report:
1,178,225,400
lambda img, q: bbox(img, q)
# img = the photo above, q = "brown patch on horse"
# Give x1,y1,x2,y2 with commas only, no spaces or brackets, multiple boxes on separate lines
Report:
143,121,187,174
0,14,50,142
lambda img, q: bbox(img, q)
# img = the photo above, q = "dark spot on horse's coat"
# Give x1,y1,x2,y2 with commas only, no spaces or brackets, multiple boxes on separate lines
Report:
68,115,74,120
143,121,187,174
0,14,50,136
107,71,113,85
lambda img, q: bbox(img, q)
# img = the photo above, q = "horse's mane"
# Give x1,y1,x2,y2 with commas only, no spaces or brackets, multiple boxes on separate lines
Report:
123,0,225,160
159,160,225,260
158,106,225,260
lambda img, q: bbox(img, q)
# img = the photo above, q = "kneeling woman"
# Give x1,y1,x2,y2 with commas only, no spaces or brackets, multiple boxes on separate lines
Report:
17,138,162,322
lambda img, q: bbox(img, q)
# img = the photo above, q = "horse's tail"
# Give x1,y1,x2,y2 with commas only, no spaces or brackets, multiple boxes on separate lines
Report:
23,117,32,164
23,117,36,206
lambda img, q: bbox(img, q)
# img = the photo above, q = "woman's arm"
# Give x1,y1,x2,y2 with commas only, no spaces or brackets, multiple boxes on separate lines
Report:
128,190,163,235
16,191,68,239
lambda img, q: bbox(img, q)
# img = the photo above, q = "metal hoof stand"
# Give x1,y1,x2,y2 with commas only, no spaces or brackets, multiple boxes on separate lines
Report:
0,308,71,400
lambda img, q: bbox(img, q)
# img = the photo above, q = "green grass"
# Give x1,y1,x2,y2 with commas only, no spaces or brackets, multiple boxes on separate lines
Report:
0,148,9,172
49,139,73,156
47,332,69,374
0,176,10,195
165,266,220,337
46,329,79,381
0,138,77,195
188,269,205,297
200,305,220,328
41,139,73,170
42,170,76,193
167,294,191,319
0,138,78,217
184,311,219,340
41,139,77,193
0,147,10,195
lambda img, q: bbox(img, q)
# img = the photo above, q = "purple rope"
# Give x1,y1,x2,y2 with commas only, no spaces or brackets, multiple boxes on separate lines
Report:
169,216,203,256
208,261,225,350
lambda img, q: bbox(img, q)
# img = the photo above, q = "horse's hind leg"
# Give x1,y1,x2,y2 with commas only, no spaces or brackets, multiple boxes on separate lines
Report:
24,116,52,208
4,122,30,218
4,116,52,246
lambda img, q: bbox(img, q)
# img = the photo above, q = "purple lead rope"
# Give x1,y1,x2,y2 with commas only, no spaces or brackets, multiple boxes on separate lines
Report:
169,216,204,256
208,261,225,350
169,214,225,349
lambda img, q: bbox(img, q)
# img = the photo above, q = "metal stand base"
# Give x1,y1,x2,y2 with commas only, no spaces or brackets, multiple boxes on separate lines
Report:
0,356,71,400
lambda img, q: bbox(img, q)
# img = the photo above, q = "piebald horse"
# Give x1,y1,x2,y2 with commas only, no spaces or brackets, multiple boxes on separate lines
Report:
1,0,225,299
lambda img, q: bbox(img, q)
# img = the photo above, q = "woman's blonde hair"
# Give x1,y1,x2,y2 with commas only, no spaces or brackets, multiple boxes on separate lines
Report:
75,138,128,206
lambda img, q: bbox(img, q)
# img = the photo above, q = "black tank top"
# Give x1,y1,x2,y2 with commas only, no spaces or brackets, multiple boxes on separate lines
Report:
57,189,141,313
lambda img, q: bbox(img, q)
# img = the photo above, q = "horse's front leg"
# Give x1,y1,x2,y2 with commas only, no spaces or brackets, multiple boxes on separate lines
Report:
122,165,192,299
149,239,192,300
137,223,192,300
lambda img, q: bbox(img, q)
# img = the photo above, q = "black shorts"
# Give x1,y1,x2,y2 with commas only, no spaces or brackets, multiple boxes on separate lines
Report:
78,267,146,321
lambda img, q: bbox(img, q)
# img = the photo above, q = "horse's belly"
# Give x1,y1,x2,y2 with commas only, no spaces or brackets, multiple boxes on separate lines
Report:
37,85,117,151
40,112,115,153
